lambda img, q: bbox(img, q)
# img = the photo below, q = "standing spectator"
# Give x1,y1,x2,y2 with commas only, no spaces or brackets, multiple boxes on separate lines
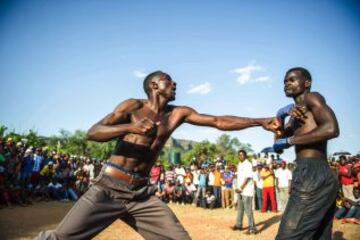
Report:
20,148,34,187
83,159,95,181
215,155,226,170
175,164,186,184
165,165,175,183
158,165,166,192
191,165,200,189
221,165,234,209
275,161,292,211
212,166,222,208
231,150,258,235
150,163,161,185
338,155,354,198
31,148,43,185
261,165,277,212
192,167,207,206
253,165,263,210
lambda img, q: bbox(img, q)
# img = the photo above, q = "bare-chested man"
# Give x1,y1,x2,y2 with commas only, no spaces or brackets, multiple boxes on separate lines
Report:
273,67,340,240
36,71,279,240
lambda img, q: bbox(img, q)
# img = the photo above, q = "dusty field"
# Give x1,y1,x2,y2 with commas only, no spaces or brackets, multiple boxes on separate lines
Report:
0,201,358,240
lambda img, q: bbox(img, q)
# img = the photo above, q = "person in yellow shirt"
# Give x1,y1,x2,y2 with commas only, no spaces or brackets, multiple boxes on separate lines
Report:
260,165,277,212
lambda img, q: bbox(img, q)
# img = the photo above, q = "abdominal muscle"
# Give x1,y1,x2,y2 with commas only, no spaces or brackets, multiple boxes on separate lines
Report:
109,133,162,177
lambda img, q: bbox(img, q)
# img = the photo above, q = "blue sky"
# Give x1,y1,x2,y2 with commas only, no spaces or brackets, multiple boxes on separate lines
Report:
1,0,359,160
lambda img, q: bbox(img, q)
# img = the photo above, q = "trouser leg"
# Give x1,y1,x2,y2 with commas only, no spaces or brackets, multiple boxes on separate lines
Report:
235,194,244,228
243,196,255,230
35,184,127,240
125,195,191,240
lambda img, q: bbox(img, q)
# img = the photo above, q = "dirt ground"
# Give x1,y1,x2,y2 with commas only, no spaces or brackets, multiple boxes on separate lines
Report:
0,201,358,240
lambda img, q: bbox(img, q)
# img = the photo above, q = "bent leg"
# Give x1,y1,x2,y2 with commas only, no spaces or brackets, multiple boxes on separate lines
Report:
35,184,127,240
125,195,191,240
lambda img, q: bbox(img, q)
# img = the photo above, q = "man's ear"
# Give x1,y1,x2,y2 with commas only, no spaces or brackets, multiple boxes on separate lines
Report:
305,79,311,88
150,80,159,90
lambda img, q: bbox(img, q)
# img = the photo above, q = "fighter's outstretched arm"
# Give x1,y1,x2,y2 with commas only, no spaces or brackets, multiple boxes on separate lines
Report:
180,106,280,133
290,92,339,145
87,99,155,142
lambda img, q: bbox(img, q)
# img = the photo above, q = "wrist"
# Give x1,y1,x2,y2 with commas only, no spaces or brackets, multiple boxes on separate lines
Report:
287,136,295,145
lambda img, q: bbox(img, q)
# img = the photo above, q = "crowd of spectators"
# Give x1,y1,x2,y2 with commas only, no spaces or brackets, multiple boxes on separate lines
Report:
1,137,359,226
0,138,103,207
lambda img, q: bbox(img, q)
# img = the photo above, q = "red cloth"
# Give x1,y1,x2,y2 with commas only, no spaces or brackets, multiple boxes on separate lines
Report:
150,165,161,184
338,165,353,185
262,187,277,212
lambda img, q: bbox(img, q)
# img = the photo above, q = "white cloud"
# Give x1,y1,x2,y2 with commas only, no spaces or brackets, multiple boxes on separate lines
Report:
133,70,147,79
187,82,212,95
231,63,271,85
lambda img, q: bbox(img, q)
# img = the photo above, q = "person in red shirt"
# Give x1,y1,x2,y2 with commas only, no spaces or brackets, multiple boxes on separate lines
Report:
149,163,161,185
338,155,354,198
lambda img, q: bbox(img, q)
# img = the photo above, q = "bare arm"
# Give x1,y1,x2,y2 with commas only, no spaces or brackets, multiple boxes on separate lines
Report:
87,99,150,142
291,92,339,145
180,106,279,133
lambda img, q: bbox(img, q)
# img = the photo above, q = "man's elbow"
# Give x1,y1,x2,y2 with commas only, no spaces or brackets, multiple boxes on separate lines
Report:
86,128,96,141
326,126,339,139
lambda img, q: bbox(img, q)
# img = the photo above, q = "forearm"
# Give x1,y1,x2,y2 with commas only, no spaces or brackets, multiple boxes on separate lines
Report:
291,124,339,145
87,124,133,142
239,178,250,189
215,116,268,131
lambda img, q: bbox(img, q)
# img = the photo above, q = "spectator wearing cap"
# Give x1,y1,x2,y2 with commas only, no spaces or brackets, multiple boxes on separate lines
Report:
40,161,56,182
275,161,292,211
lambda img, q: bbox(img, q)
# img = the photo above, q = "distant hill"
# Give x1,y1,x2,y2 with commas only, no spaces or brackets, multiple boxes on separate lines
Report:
164,137,198,151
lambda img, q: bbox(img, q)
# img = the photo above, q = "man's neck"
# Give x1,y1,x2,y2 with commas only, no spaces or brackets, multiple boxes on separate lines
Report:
293,90,310,105
147,95,169,113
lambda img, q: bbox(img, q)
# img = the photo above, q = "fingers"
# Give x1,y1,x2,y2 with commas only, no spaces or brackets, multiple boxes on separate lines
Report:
289,105,307,123
138,118,158,135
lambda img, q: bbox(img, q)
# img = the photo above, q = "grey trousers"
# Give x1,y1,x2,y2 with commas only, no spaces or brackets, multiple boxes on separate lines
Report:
35,168,191,240
235,194,255,230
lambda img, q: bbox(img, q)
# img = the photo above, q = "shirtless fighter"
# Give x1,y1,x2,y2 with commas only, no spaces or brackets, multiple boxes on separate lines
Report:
273,67,340,239
36,71,280,240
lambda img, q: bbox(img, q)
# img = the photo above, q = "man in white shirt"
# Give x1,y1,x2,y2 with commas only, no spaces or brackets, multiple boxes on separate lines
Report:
275,161,292,211
231,150,259,235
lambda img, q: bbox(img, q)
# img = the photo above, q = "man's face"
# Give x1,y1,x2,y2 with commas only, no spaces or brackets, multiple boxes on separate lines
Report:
238,152,246,162
153,74,177,101
354,188,359,198
284,70,310,97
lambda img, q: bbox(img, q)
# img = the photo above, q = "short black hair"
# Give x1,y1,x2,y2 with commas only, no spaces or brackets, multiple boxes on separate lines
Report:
238,150,247,157
286,67,312,82
143,71,170,97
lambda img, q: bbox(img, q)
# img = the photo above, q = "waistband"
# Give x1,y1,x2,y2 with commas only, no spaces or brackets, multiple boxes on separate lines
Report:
295,157,328,165
106,162,147,179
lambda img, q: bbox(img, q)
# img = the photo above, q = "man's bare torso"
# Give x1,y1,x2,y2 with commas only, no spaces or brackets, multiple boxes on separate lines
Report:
110,99,184,176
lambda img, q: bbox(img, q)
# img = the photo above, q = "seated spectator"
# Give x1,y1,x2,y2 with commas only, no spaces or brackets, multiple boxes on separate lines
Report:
337,187,360,224
184,179,196,204
205,189,216,209
164,181,175,203
47,178,67,202
174,180,185,205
